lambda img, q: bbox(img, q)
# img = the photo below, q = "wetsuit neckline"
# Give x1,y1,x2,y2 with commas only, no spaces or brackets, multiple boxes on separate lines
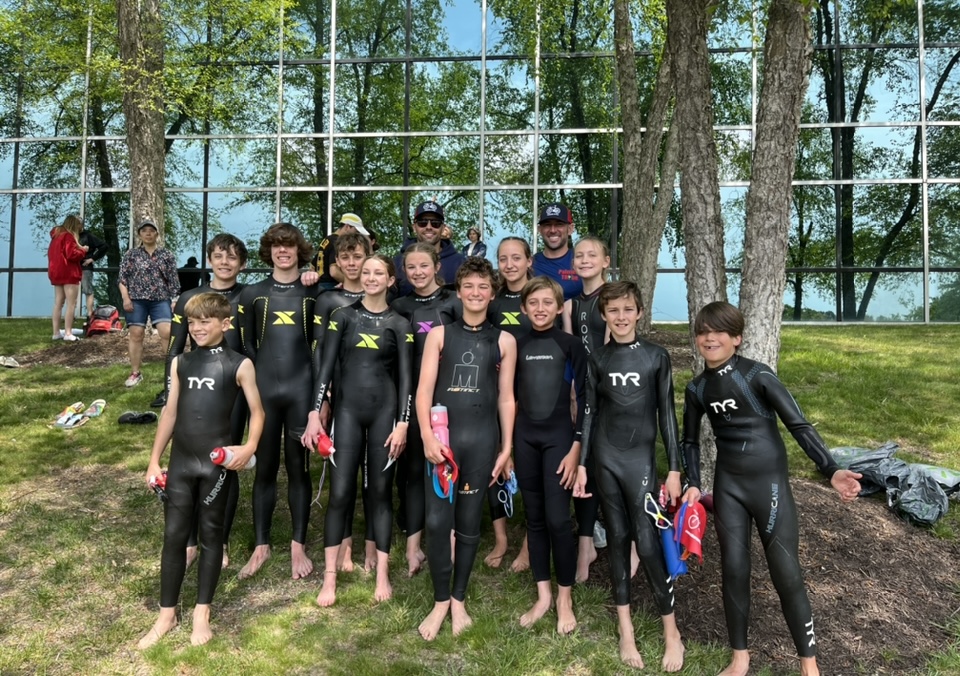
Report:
413,286,444,302
459,317,488,332
578,286,602,301
207,281,240,293
704,353,739,373
530,326,560,338
500,289,522,299
610,336,642,349
197,340,228,352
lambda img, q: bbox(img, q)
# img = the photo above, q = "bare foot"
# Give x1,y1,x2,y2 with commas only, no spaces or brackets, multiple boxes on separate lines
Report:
662,633,685,672
630,541,640,578
718,650,750,676
291,541,313,580
317,571,337,607
556,589,577,635
576,536,597,583
238,544,271,580
185,545,198,569
190,605,213,646
222,545,230,570
510,537,530,573
484,542,507,568
374,553,392,602
619,634,645,669
418,601,450,641
137,610,178,649
799,656,820,676
364,540,377,572
406,548,426,578
450,599,473,636
519,593,552,628
338,538,355,572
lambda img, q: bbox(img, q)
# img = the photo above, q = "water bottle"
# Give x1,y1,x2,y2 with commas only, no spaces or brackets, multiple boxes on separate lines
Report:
210,446,256,469
430,405,450,448
316,432,336,459
148,471,168,502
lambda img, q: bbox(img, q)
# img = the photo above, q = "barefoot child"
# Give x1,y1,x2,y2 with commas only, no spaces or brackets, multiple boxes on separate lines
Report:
681,301,862,676
574,281,686,671
140,293,264,648
416,257,517,640
514,276,586,635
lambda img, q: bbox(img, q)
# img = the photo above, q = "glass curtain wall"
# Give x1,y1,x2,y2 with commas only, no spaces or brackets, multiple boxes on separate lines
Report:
0,0,957,321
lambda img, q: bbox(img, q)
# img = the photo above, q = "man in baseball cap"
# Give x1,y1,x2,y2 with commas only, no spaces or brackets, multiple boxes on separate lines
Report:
533,202,581,300
312,212,371,289
393,200,464,296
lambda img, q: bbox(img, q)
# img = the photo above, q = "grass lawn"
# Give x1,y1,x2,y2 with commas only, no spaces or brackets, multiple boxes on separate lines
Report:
0,320,958,674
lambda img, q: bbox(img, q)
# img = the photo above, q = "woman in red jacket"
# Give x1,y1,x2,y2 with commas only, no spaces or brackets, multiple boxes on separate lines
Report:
47,215,89,342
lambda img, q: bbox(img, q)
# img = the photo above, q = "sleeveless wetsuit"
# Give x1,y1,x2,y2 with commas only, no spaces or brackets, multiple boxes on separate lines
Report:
238,277,321,547
425,319,502,602
166,282,247,550
313,301,412,554
682,354,840,657
514,327,586,588
160,343,246,607
391,287,462,538
580,337,681,612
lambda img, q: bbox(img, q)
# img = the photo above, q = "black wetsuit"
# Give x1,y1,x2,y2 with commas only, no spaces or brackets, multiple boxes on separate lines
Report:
160,343,246,607
391,287,462,538
569,287,606,539
238,277,322,547
425,319,503,603
313,301,412,554
165,283,247,550
580,338,681,612
514,327,586,588
682,354,840,657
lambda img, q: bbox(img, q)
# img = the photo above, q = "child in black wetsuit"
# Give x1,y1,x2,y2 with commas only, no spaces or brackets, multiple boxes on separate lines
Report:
682,301,862,676
140,293,264,649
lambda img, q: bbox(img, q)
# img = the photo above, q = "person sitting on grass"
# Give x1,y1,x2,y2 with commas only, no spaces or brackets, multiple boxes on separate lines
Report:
140,292,264,649
681,301,862,676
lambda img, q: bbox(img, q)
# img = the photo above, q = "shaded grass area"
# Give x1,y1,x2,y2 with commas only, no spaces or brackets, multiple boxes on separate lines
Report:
1,320,959,674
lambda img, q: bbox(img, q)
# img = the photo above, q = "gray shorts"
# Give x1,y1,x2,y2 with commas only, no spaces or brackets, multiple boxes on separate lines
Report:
80,269,95,296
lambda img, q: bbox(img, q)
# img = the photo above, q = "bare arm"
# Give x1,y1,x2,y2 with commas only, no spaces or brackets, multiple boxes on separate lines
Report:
225,359,264,469
491,331,517,484
145,357,179,485
416,326,445,464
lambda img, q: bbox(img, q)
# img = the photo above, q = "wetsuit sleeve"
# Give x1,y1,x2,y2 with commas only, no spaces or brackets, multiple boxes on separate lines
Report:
579,356,598,466
394,321,413,424
680,382,703,489
570,339,588,440
655,349,682,473
164,294,190,397
311,296,327,389
312,306,345,412
754,369,840,478
238,287,257,361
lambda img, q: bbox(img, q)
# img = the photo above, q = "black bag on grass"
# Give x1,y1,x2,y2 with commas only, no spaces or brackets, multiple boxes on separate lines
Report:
908,463,960,499
891,468,949,526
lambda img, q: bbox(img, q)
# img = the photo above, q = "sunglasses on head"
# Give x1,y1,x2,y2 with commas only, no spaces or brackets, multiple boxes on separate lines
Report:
415,219,443,229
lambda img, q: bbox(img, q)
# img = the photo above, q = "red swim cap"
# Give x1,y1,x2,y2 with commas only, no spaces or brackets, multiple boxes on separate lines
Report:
674,502,707,563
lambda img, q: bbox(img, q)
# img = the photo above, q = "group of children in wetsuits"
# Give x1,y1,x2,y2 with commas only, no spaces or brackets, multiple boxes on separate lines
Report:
139,223,862,676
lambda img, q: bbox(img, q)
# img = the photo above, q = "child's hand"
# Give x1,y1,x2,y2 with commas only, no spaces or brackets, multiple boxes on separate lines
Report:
226,445,256,471
681,486,701,505
145,462,163,489
665,470,682,506
831,469,862,502
490,448,512,486
556,449,579,490
384,421,408,459
573,466,592,499
301,412,324,452
423,434,446,465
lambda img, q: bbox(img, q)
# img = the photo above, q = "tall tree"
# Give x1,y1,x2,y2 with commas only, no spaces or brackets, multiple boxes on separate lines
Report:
739,0,814,367
117,0,165,230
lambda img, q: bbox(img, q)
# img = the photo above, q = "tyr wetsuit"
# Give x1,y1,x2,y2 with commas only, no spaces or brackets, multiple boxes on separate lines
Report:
514,327,586,588
568,287,606,540
682,354,840,657
425,319,503,602
313,301,412,554
238,277,322,548
160,343,246,607
580,337,681,612
391,287,462,538
165,282,247,550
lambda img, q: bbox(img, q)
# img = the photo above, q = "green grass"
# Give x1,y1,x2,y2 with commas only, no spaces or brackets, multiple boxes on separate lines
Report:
1,320,959,674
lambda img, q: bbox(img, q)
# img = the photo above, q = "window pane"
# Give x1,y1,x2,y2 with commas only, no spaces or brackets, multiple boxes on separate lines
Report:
410,62,482,132
484,134,533,185
284,65,329,134
929,272,960,322
485,62,534,131
538,57,616,130
537,132,617,185
712,52,753,126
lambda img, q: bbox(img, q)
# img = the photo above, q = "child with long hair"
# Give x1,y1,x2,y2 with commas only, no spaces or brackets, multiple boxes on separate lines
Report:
47,215,88,341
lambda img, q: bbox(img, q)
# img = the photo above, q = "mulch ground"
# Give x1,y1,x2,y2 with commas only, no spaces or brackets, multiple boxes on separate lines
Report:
11,327,960,673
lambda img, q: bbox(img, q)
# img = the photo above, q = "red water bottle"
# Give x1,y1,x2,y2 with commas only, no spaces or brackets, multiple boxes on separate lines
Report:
210,446,256,469
148,471,168,502
430,405,450,448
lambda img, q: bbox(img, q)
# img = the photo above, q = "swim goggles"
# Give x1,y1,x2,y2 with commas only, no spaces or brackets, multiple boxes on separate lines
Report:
430,447,459,503
644,492,673,530
496,470,518,518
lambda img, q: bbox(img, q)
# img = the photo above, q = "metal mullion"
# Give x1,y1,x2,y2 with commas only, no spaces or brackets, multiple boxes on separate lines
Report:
918,0,930,322
479,0,487,237
274,0,285,222
532,1,542,248
326,0,338,234
79,7,93,219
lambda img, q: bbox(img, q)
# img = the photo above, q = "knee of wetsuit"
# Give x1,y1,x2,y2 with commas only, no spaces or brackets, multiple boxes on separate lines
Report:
454,529,481,547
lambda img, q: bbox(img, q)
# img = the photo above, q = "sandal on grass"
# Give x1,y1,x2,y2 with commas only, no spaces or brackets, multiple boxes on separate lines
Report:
83,399,106,418
54,402,84,427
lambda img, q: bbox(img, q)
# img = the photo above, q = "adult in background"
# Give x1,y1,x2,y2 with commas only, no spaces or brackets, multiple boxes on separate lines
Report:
118,220,179,387
47,214,88,342
393,201,465,296
312,212,371,290
461,227,487,259
78,222,108,319
533,203,581,301
177,256,207,292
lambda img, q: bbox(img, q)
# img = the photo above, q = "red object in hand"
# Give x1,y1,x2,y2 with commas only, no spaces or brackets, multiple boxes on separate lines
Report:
149,471,168,502
316,432,336,459
210,446,256,469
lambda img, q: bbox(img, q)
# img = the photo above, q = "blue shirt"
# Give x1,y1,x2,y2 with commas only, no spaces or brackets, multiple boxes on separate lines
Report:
533,249,582,300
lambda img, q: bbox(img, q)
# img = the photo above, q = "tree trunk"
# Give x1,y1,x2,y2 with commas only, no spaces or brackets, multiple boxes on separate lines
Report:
117,0,165,239
740,0,814,368
667,0,726,491
614,0,676,334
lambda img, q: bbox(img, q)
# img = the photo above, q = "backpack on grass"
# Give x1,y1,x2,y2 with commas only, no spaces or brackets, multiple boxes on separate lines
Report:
85,305,122,337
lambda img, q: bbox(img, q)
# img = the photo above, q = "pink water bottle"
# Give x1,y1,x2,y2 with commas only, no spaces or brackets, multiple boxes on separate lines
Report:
430,405,450,448
210,446,256,469
148,471,168,502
